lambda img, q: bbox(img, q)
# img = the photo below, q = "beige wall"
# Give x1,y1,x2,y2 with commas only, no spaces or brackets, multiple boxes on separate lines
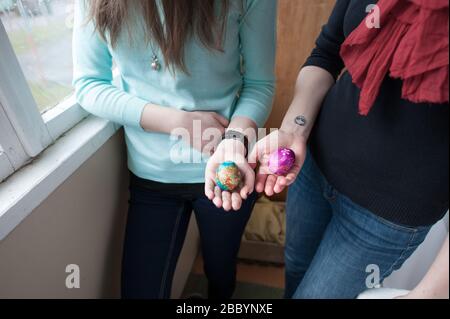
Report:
268,0,336,202
0,131,198,299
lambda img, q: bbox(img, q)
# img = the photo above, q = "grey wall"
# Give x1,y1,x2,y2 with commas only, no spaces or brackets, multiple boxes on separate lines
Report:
385,214,449,291
0,131,199,299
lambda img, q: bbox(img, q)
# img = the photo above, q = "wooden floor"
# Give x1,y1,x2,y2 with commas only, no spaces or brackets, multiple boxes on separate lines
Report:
182,254,285,299
191,254,285,290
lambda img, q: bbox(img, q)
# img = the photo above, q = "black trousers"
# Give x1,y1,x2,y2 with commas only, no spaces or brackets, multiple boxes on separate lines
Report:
121,173,257,299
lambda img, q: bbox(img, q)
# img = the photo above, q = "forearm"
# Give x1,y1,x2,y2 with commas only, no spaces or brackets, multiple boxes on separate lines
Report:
280,66,335,140
410,236,449,299
140,103,184,134
228,116,257,135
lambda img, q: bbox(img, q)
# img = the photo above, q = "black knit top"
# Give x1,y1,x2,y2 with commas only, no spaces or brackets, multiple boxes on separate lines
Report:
305,0,449,227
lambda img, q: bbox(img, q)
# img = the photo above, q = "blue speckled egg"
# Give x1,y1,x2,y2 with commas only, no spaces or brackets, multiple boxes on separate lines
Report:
215,162,242,191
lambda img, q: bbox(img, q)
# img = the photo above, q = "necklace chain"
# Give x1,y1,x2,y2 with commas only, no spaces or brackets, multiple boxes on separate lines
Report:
149,41,161,71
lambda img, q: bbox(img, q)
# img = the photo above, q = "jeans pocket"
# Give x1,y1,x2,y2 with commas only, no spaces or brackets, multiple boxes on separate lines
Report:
373,215,420,234
380,227,431,280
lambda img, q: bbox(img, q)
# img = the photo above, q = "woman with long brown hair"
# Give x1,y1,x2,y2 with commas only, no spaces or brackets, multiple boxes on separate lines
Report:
73,0,277,299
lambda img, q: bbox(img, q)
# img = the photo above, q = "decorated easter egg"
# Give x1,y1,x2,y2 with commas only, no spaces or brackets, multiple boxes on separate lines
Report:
216,162,242,191
268,148,296,175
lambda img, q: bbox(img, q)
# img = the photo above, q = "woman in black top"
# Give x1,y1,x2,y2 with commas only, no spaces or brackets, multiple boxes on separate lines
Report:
250,0,449,299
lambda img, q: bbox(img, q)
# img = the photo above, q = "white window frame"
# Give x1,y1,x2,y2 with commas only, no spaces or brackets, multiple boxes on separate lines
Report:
0,149,14,181
0,19,88,182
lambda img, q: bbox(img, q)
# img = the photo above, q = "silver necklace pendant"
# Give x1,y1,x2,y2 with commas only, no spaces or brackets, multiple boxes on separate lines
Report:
151,55,161,71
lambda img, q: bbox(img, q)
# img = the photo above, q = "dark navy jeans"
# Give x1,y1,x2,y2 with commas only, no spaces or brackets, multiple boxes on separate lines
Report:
121,174,256,299
285,151,432,299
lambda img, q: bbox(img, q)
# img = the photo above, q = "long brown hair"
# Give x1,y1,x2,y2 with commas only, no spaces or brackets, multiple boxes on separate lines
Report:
88,0,230,73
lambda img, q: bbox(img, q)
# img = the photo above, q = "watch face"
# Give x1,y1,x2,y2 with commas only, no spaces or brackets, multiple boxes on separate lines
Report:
225,131,244,140
224,130,249,156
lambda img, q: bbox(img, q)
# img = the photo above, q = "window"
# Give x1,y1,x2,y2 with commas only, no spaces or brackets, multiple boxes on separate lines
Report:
1,0,75,113
0,0,87,182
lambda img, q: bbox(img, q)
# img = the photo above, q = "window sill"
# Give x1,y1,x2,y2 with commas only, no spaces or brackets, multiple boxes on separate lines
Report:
42,96,89,141
0,116,121,241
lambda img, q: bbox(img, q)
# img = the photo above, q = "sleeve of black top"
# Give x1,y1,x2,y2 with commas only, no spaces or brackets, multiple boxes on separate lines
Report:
303,0,351,80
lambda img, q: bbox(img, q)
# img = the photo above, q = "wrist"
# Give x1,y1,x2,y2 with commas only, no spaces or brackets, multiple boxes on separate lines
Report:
170,109,191,132
219,138,247,156
280,125,308,144
224,129,249,157
280,98,315,141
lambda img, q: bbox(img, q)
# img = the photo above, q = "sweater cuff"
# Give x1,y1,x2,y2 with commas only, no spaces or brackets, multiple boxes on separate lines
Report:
123,96,148,130
232,102,271,128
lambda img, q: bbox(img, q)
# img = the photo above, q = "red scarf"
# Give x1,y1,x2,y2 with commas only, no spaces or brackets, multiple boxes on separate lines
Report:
341,0,449,116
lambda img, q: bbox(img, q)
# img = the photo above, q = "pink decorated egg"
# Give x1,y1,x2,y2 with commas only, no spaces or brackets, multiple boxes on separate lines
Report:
268,148,296,176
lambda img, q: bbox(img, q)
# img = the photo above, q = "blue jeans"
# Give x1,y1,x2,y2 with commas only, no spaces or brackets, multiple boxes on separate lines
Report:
121,174,256,299
285,152,431,299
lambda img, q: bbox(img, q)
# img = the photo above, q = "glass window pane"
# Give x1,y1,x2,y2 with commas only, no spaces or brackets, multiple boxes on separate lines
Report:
0,0,74,113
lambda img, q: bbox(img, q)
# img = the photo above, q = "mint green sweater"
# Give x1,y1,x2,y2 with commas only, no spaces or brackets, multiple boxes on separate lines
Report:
73,0,277,183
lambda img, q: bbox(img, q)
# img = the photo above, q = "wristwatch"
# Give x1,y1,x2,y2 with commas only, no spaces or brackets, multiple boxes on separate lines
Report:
224,130,249,157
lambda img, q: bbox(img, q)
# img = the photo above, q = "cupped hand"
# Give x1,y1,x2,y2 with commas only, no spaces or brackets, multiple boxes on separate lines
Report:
248,129,307,197
205,139,255,212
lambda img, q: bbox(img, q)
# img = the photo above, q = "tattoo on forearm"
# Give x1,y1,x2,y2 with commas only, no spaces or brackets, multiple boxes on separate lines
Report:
295,115,307,127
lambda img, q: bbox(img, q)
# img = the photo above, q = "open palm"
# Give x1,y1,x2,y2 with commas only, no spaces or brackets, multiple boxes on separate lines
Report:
249,130,307,197
205,139,255,211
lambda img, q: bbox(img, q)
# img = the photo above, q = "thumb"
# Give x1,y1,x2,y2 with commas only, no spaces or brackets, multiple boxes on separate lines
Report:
248,136,273,167
238,162,255,198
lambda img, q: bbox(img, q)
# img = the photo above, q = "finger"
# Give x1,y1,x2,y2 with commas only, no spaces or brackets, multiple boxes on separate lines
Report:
277,176,288,187
204,177,216,200
205,154,220,177
274,176,287,194
285,171,299,186
248,137,272,166
205,162,218,200
247,143,259,167
265,175,277,197
231,192,243,211
212,113,230,128
213,186,223,208
255,173,268,193
222,191,232,212
248,138,269,166
237,163,255,199
217,125,226,137
249,134,282,166
285,161,303,186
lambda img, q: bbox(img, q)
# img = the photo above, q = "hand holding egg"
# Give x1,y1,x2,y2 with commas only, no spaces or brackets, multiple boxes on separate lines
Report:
248,129,307,196
205,137,254,212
